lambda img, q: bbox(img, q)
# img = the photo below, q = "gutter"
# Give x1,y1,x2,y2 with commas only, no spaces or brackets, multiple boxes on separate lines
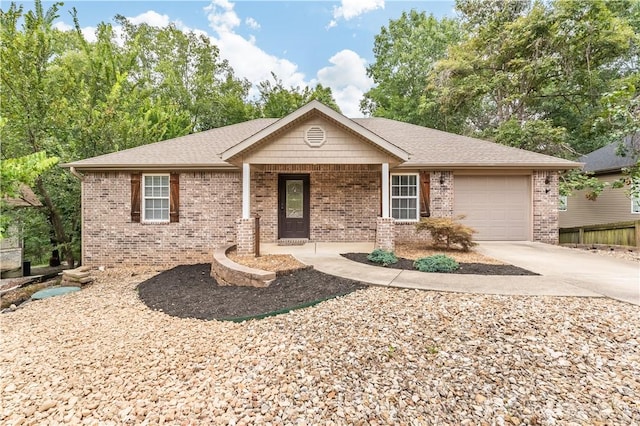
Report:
69,167,85,181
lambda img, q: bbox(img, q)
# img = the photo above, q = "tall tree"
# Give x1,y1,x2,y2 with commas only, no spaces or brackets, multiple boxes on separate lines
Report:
0,1,79,265
361,10,462,130
432,0,637,157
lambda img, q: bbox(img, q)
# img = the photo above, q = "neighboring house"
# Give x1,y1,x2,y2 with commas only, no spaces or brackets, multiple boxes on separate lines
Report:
559,135,640,229
63,101,579,267
1,185,42,274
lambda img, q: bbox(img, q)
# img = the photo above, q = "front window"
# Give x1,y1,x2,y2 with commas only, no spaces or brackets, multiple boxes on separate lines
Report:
559,195,568,212
632,195,640,214
391,174,419,221
143,174,169,222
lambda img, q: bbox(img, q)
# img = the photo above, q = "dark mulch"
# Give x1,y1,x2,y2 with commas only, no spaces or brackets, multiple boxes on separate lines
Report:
341,253,539,276
137,264,367,321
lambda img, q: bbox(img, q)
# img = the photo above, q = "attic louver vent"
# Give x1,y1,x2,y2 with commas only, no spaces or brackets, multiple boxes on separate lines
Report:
304,125,326,147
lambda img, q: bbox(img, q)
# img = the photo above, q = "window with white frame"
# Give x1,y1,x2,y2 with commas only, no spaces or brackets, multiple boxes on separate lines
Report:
391,174,419,220
632,194,640,214
558,195,568,212
143,174,170,222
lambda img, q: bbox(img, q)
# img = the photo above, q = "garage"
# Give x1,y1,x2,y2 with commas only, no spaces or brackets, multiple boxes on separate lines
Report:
453,175,531,240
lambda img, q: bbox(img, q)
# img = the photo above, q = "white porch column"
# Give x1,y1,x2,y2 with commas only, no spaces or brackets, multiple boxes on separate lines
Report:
381,162,390,218
242,162,250,219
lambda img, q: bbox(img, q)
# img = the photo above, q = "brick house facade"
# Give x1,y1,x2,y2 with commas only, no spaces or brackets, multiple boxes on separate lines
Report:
67,101,578,267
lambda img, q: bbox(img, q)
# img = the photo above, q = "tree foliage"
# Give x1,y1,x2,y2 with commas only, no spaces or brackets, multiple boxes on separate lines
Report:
0,1,339,265
362,10,463,130
257,73,341,117
365,0,639,197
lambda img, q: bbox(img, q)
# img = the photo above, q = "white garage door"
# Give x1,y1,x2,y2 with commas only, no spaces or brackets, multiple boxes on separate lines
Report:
454,175,531,241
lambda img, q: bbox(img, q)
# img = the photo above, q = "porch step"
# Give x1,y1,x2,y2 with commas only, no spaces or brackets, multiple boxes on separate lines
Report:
277,238,309,246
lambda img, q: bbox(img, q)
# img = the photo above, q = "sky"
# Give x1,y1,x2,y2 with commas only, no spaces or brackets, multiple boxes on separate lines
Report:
23,0,456,117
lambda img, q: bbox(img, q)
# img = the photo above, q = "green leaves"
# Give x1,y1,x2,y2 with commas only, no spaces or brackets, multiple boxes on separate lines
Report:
362,10,463,130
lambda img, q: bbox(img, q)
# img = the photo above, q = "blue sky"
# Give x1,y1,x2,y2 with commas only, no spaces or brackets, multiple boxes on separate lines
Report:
26,1,456,116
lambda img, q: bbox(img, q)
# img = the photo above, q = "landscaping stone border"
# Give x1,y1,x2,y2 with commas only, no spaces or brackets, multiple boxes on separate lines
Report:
211,244,276,287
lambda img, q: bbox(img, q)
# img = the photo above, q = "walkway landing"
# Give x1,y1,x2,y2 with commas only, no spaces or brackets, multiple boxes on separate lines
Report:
260,242,630,302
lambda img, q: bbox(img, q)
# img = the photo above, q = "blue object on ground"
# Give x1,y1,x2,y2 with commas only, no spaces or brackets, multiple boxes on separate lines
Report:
31,286,81,300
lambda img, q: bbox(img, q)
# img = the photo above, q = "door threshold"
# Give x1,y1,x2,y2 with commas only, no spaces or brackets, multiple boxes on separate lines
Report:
277,238,309,246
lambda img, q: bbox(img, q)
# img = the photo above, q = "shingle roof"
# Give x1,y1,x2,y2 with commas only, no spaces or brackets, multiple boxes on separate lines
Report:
580,134,640,173
353,118,578,169
63,103,580,171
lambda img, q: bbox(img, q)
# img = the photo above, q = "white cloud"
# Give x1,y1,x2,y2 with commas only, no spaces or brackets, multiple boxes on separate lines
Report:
204,0,241,33
127,10,170,27
332,0,384,22
53,21,97,43
204,1,306,92
316,49,373,117
245,17,260,30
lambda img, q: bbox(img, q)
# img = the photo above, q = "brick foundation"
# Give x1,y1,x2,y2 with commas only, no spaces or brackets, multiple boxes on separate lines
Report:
375,217,395,251
532,170,559,244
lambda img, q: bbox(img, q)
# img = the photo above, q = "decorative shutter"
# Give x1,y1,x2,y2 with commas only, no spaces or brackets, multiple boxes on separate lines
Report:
131,173,141,223
420,171,430,217
170,173,179,223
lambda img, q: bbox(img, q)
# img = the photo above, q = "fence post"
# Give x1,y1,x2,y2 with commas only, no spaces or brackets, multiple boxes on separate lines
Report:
578,227,584,244
635,220,640,248
254,214,261,257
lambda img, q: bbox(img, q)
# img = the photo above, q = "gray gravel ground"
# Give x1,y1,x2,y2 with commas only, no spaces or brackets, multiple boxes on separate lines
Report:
1,267,639,425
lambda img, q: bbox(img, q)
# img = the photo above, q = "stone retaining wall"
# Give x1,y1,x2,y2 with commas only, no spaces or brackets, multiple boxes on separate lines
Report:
211,244,275,287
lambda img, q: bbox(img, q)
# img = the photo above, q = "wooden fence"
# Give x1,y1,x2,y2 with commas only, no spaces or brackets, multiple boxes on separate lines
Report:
559,220,640,247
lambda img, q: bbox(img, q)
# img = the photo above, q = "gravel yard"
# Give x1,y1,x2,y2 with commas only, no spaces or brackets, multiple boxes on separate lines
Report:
1,267,639,425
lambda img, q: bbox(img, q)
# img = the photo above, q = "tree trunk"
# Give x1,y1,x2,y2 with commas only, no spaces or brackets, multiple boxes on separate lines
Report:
36,178,75,268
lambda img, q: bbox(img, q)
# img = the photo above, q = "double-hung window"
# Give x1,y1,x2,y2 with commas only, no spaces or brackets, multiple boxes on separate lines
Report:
632,194,640,214
391,173,419,221
143,174,170,222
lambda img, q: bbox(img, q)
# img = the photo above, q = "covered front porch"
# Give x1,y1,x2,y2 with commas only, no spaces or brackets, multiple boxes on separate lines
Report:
234,163,397,255
219,102,411,256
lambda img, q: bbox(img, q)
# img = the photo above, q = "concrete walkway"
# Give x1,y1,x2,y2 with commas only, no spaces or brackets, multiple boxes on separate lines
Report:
262,242,639,305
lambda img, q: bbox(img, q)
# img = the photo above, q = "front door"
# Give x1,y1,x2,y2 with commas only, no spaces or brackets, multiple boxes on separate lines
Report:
278,174,310,239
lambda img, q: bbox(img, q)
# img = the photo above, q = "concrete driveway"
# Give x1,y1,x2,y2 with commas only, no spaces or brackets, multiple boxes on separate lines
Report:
477,242,640,305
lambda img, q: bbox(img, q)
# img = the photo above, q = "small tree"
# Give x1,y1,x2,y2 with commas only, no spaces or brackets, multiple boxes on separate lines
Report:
415,215,476,251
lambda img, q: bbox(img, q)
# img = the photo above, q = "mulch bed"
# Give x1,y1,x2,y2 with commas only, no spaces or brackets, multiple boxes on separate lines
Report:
341,253,539,276
137,264,367,321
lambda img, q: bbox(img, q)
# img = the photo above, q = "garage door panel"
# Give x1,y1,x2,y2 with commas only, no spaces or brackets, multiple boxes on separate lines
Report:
454,176,531,241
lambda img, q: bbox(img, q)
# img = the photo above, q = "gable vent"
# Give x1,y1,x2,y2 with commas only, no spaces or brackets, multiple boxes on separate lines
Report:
304,125,326,147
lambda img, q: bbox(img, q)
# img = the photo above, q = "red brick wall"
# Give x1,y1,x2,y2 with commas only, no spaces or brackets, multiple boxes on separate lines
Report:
253,164,380,242
82,171,241,267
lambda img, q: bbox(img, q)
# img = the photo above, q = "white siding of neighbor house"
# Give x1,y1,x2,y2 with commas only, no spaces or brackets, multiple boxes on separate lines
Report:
559,173,639,228
241,117,395,164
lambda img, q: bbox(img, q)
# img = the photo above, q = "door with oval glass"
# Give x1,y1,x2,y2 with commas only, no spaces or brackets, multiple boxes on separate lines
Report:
278,174,310,239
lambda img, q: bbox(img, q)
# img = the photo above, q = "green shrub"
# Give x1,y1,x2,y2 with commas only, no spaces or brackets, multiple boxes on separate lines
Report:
367,249,398,266
415,216,476,251
414,255,459,273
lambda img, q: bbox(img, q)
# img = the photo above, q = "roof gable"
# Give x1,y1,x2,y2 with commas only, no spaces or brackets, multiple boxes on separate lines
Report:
221,100,410,163
62,101,580,171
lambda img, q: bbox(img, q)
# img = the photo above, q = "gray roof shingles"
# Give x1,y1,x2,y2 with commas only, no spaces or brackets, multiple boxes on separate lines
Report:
580,135,639,173
64,114,579,170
